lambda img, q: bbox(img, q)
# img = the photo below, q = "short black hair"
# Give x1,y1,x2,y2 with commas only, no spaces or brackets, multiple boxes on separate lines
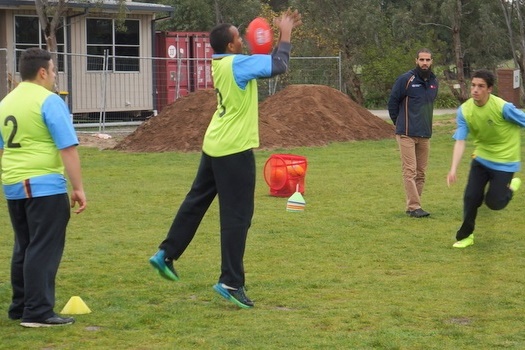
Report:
472,69,495,88
19,48,51,81
416,48,432,58
210,23,234,54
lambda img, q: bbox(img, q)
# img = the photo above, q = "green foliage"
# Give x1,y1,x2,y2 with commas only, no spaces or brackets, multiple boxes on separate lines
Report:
458,0,510,69
156,0,215,31
2,121,525,348
156,0,263,31
435,91,460,109
360,44,415,109
359,30,447,109
148,0,519,105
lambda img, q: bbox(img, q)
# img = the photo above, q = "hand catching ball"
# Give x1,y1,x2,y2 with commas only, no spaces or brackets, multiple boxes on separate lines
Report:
246,17,273,54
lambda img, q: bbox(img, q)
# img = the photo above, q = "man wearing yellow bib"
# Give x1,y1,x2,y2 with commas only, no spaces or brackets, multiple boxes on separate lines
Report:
150,10,302,308
0,48,86,327
447,69,524,248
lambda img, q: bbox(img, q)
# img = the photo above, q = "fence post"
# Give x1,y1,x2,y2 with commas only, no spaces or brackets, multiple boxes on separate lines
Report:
338,51,342,92
98,49,109,133
0,49,8,99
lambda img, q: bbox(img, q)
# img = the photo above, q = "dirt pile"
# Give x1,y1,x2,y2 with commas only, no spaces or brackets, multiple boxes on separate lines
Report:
113,84,394,153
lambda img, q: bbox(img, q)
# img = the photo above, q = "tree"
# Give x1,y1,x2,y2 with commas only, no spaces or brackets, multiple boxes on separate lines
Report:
156,0,263,31
440,0,469,102
389,0,508,104
34,0,127,90
360,0,445,107
130,0,516,106
156,0,214,31
268,0,289,11
288,0,390,104
500,0,525,101
34,0,67,90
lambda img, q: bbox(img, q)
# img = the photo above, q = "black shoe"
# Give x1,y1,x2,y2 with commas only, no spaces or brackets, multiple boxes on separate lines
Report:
20,315,75,328
8,311,22,320
406,208,430,218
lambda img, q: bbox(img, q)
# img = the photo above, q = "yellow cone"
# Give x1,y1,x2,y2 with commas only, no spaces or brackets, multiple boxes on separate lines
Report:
60,296,92,315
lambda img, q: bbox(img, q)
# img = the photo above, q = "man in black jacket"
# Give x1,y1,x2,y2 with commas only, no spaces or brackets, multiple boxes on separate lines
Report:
388,49,438,218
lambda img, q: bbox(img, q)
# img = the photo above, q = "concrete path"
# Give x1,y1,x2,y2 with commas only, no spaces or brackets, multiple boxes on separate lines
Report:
369,109,457,121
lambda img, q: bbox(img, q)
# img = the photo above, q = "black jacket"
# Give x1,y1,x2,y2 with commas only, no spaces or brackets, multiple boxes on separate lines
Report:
387,69,438,138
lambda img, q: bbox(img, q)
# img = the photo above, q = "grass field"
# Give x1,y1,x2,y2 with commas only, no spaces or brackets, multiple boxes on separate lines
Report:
1,115,525,349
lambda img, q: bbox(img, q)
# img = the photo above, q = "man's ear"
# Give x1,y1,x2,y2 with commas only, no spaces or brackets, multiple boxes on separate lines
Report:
226,41,235,53
38,67,47,80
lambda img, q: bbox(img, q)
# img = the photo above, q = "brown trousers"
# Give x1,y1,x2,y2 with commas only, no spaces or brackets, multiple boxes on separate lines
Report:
396,135,430,211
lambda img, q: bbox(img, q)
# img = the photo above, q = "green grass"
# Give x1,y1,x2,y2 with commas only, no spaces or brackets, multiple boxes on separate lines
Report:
1,115,525,349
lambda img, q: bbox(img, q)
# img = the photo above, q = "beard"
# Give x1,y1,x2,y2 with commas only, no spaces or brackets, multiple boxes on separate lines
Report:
415,65,432,80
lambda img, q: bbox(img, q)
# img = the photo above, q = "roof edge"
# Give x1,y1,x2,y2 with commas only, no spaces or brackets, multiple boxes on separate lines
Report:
0,0,173,14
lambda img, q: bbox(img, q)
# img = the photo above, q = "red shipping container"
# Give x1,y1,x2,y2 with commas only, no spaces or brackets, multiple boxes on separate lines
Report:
191,35,213,91
155,32,213,113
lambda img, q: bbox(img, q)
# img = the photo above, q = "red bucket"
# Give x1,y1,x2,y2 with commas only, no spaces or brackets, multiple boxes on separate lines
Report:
263,154,307,197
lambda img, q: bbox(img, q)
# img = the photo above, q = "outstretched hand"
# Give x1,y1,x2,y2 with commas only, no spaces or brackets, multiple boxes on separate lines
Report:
274,8,302,29
287,8,302,28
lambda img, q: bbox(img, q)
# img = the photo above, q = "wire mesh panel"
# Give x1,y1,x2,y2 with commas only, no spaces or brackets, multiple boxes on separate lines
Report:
259,56,342,101
1,47,341,129
0,48,12,100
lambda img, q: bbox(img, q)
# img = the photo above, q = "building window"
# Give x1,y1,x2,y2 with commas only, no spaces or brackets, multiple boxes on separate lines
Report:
86,19,140,72
14,16,65,71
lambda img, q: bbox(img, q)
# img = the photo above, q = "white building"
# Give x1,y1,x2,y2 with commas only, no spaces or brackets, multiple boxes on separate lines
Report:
0,0,174,117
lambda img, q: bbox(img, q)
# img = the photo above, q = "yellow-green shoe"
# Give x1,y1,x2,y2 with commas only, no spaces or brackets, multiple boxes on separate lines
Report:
510,178,522,192
453,234,474,248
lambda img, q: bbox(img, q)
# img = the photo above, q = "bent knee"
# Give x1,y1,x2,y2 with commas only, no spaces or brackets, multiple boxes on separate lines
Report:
485,199,508,211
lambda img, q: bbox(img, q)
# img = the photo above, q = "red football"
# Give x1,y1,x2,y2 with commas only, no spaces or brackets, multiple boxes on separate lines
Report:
246,17,273,54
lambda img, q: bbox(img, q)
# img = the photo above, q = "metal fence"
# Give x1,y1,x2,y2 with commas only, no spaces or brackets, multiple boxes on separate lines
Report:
0,48,341,130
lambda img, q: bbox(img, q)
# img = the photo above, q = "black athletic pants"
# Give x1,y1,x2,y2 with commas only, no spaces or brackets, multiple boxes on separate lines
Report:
160,149,256,288
456,160,514,240
7,194,70,321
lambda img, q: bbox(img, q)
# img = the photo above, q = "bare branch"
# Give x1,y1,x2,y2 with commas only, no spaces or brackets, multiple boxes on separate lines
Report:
419,22,453,30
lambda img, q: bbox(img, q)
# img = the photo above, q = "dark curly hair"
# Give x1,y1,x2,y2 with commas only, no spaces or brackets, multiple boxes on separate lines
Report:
472,69,495,88
19,48,52,81
210,23,234,54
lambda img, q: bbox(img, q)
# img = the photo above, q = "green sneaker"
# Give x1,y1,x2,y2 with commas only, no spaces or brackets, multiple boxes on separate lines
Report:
213,283,254,309
453,234,474,248
149,250,179,281
510,178,521,192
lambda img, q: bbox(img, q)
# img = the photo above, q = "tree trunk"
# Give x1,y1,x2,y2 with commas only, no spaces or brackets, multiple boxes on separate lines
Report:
514,1,525,104
341,49,364,105
452,0,468,103
346,71,364,105
500,0,519,66
214,0,222,24
451,26,468,102
34,0,66,91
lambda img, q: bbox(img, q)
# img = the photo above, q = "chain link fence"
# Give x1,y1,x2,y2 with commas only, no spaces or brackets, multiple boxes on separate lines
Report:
0,48,341,131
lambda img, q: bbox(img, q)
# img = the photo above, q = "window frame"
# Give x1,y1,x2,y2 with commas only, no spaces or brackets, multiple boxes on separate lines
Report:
86,18,141,73
14,15,66,72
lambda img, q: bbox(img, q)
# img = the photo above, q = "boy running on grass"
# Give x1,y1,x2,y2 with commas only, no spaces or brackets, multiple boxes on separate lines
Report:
447,69,524,248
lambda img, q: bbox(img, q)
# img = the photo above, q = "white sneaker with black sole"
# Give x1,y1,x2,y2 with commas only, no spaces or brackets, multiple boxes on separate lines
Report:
20,315,75,328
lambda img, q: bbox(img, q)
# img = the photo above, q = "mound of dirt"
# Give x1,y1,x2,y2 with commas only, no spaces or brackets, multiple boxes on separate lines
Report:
113,84,394,153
